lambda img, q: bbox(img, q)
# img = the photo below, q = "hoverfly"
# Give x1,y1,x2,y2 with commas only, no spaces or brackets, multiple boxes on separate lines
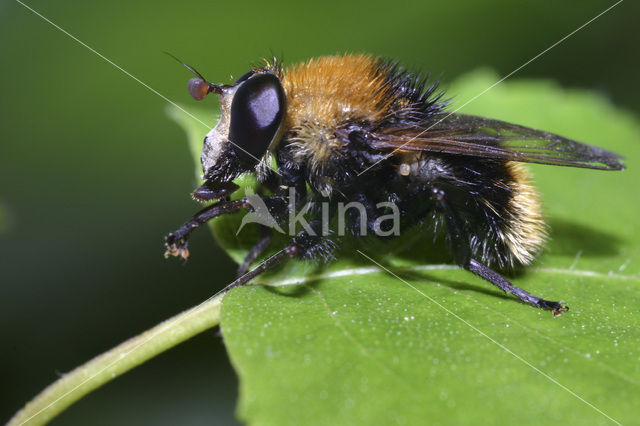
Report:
165,54,624,315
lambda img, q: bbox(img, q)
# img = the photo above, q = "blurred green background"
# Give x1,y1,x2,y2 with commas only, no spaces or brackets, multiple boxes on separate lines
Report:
1,0,638,424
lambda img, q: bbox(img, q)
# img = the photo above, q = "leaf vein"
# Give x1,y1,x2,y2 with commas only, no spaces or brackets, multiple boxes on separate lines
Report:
259,264,640,287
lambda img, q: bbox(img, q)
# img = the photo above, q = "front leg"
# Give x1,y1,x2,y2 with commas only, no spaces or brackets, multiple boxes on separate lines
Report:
431,186,568,316
164,198,254,260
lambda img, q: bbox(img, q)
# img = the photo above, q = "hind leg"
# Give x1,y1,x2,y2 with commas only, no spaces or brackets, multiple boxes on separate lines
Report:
431,185,568,316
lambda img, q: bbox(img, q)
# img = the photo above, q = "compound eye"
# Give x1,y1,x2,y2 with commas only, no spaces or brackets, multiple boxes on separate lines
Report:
234,70,254,85
229,73,285,160
188,78,210,101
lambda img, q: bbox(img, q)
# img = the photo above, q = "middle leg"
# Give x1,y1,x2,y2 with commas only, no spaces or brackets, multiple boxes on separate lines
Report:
237,225,273,277
221,229,336,292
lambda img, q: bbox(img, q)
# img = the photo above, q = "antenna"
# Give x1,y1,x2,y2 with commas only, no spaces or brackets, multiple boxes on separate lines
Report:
164,52,223,96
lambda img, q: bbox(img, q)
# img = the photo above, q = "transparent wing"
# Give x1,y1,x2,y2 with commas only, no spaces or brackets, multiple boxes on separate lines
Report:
371,113,624,170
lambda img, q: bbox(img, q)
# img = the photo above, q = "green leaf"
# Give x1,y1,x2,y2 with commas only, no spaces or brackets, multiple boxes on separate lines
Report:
168,70,640,425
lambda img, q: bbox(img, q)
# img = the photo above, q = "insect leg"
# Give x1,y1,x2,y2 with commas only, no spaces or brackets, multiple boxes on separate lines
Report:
164,198,253,259
221,229,330,292
466,259,567,316
430,186,568,316
237,225,273,278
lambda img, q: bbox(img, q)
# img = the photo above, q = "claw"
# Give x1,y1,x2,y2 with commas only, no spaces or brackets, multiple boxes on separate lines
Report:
164,245,190,260
538,299,569,317
552,303,569,317
164,233,190,260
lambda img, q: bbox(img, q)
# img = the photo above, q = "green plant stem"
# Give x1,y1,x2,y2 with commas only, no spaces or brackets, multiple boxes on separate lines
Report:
9,293,224,426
